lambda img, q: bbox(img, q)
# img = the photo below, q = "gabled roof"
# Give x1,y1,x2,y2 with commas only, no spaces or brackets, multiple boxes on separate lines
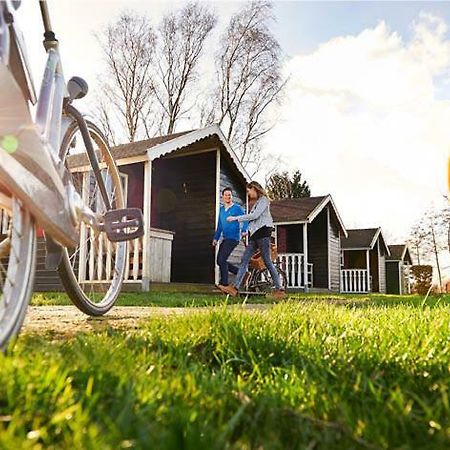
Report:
68,124,251,182
387,244,412,263
111,130,193,160
271,195,347,236
341,227,390,255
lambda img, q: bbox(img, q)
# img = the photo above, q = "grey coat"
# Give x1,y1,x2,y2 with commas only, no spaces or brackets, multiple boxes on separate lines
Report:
236,196,273,236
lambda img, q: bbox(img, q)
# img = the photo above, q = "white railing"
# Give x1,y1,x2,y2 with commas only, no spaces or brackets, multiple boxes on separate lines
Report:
277,253,313,289
340,269,371,293
78,228,174,284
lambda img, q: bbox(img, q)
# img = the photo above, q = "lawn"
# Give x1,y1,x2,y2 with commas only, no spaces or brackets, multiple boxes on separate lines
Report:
1,294,450,448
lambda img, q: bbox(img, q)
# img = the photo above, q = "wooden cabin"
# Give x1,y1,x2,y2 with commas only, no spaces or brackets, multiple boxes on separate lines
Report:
386,244,412,295
271,195,347,292
34,125,250,291
340,228,390,293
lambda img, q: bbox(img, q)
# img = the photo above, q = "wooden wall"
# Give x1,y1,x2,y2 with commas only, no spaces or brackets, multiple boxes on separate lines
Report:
308,209,328,289
386,261,400,294
378,240,387,294
120,163,144,209
151,151,216,284
343,249,366,269
370,248,379,292
328,207,341,292
276,224,303,253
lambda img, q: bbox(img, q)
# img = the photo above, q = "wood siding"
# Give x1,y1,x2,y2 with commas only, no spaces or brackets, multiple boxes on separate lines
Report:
386,261,400,294
120,163,144,209
151,151,216,284
328,206,341,292
378,253,387,293
276,224,304,253
219,153,247,276
308,208,328,289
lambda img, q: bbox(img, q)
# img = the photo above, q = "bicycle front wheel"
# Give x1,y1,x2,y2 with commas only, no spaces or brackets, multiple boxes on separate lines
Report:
0,197,36,351
58,120,127,316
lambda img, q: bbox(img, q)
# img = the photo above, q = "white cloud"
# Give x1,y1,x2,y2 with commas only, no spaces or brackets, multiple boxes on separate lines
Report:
265,14,450,242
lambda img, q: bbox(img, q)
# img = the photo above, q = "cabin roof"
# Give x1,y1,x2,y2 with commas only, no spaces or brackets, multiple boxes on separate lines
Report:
387,244,412,263
111,130,193,159
67,124,251,182
341,227,390,255
271,195,347,236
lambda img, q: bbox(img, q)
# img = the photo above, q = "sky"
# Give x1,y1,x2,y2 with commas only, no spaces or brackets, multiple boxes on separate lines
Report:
13,0,450,258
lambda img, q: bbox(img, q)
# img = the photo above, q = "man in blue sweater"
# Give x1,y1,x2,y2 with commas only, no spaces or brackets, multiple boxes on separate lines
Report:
213,187,248,287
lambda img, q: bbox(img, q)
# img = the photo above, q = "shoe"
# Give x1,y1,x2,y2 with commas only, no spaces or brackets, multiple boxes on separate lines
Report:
267,290,286,300
219,285,238,297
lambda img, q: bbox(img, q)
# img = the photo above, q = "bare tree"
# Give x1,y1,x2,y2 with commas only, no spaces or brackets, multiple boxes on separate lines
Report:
408,221,428,265
425,210,444,291
153,2,217,135
96,11,156,142
209,0,285,172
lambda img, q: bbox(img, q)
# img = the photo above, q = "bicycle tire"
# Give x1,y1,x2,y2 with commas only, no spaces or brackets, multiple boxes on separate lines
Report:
0,198,36,351
57,120,127,316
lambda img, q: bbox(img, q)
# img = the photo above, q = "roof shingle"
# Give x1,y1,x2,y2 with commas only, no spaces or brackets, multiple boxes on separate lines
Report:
270,196,327,223
341,228,379,249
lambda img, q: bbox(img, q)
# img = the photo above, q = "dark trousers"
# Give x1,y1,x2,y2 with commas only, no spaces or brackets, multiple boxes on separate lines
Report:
217,239,239,286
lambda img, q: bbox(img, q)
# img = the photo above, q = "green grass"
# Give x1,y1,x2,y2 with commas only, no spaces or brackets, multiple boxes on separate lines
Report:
30,291,276,307
2,297,450,448
31,290,450,308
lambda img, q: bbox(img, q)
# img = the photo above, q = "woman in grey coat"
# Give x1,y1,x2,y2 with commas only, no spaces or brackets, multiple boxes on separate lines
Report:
219,181,285,299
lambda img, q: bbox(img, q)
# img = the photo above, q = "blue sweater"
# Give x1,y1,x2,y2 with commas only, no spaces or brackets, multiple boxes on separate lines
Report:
214,204,248,242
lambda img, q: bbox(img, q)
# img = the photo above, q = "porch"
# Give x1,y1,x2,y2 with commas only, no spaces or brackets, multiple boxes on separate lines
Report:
277,253,313,289
340,269,371,293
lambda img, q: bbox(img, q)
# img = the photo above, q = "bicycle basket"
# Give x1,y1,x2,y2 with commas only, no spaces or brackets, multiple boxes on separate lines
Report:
249,244,278,271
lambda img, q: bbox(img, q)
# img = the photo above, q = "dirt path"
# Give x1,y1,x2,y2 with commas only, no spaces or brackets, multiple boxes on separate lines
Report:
22,304,268,337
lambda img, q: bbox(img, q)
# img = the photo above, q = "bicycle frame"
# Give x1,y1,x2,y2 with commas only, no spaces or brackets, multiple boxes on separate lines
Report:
0,1,82,248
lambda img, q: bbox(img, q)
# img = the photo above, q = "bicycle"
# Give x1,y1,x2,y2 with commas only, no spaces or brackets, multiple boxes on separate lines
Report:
0,0,144,350
244,243,287,294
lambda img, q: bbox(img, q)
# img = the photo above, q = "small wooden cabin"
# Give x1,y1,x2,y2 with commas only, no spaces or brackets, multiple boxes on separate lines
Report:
34,125,250,291
340,228,390,293
271,195,347,292
386,244,412,295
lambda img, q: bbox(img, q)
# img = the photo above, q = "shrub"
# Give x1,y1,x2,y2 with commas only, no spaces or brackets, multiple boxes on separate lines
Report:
411,265,433,295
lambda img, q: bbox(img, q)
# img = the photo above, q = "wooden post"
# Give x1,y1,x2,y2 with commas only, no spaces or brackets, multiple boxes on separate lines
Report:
142,160,152,291
398,261,403,295
303,223,309,292
366,249,370,292
214,149,221,285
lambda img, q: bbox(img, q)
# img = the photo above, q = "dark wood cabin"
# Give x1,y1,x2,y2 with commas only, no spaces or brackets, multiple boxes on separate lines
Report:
386,244,412,295
340,228,390,293
34,125,250,291
270,195,347,292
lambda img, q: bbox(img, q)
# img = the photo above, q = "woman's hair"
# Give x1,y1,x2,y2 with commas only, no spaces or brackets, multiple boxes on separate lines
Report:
246,181,268,199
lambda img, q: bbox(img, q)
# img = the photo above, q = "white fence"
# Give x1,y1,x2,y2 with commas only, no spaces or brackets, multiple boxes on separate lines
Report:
340,269,371,293
277,253,313,289
77,227,174,285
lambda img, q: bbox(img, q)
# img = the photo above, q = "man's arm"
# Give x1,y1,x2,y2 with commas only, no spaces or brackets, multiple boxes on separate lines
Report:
213,210,223,242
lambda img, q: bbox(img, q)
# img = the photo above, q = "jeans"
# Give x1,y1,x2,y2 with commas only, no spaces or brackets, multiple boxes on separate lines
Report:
234,237,282,290
217,239,239,286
